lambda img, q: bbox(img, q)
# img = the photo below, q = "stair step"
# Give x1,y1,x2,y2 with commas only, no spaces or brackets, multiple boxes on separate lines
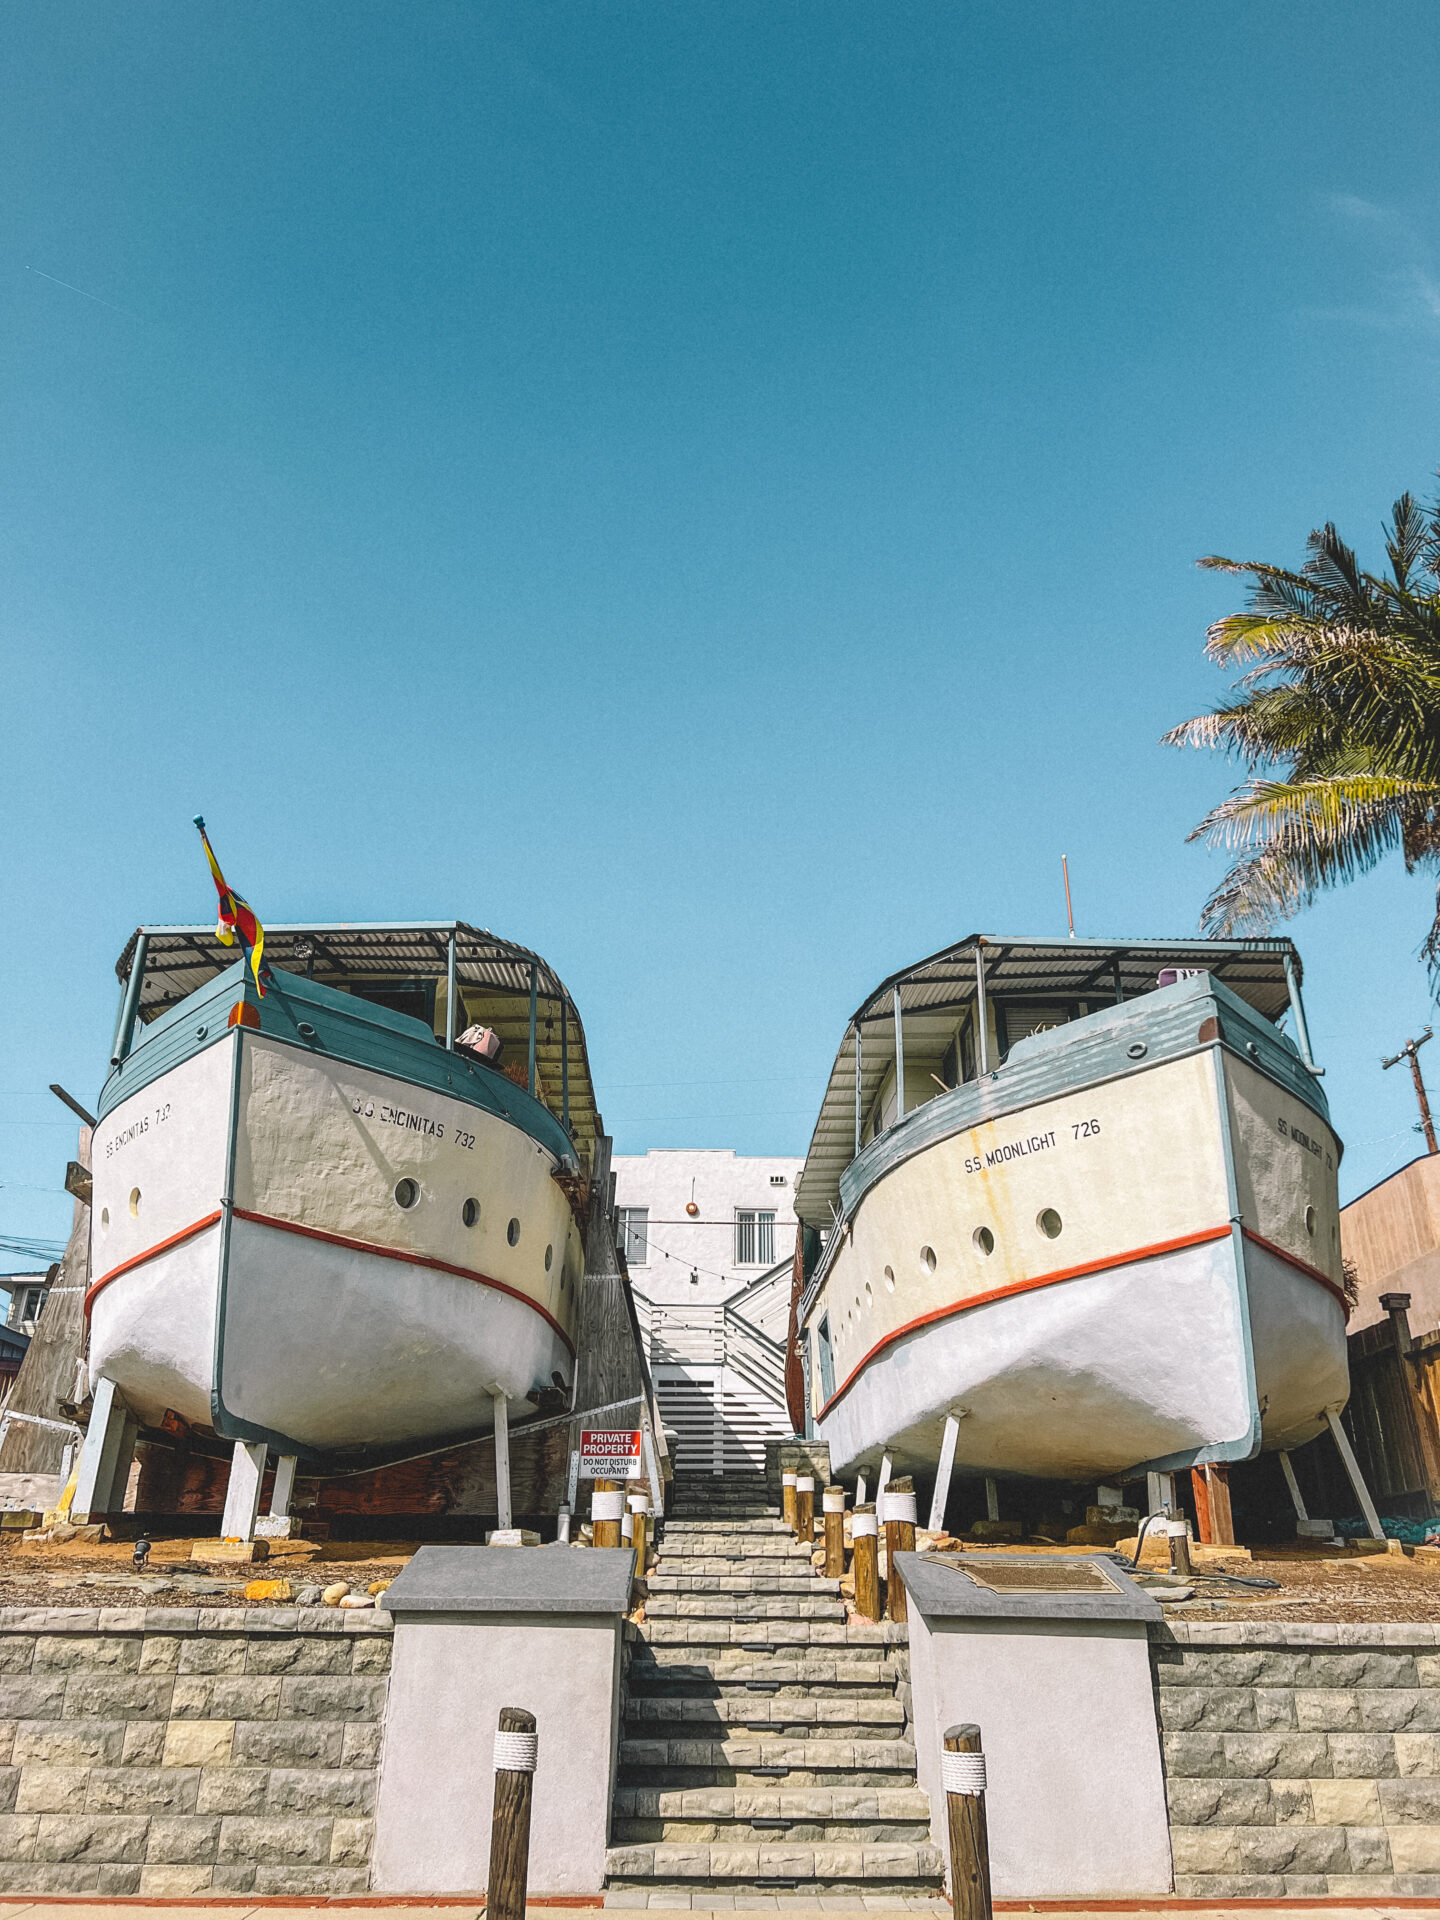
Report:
628,1653,902,1688
645,1575,840,1595
619,1736,917,1772
638,1618,893,1647
644,1595,843,1619
605,1841,944,1883
661,1518,794,1535
613,1786,931,1822
624,1696,906,1730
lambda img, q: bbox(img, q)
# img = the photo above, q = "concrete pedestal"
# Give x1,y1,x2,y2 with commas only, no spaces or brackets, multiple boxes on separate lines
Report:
897,1550,1172,1899
372,1545,635,1896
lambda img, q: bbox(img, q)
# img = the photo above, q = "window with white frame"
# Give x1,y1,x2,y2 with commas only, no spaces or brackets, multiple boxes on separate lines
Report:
615,1207,649,1266
735,1209,775,1266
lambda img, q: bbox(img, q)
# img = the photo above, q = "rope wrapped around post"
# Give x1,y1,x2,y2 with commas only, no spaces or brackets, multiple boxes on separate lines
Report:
488,1706,537,1920
943,1722,992,1920
851,1502,880,1622
883,1476,917,1623
822,1485,846,1578
795,1473,815,1546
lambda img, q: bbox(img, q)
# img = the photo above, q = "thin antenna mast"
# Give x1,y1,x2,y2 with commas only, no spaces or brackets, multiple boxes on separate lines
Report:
1383,1027,1439,1155
1061,855,1075,938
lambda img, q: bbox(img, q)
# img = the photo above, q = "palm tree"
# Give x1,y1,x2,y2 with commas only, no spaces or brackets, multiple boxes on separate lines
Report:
1166,488,1440,976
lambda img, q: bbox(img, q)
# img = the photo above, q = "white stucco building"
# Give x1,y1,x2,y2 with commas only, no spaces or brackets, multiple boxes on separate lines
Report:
612,1150,804,1470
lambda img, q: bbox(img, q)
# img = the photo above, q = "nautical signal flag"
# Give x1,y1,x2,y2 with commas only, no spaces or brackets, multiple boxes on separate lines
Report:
193,816,270,998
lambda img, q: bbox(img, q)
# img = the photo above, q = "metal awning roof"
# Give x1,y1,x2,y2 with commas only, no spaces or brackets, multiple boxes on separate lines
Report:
792,933,1305,1227
114,921,604,1162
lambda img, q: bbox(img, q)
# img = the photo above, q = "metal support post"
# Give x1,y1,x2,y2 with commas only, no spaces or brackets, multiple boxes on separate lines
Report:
1278,1450,1309,1524
527,965,538,1097
929,1414,961,1533
269,1454,298,1519
111,933,149,1066
1283,950,1318,1073
445,930,457,1050
893,985,906,1121
494,1393,512,1531
221,1441,267,1543
974,944,990,1075
853,1024,863,1152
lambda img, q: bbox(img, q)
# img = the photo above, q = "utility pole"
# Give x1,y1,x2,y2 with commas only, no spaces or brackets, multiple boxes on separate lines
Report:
1383,1027,1439,1155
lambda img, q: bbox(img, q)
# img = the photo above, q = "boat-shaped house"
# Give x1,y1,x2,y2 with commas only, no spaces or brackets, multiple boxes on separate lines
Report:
792,935,1349,1487
79,921,603,1518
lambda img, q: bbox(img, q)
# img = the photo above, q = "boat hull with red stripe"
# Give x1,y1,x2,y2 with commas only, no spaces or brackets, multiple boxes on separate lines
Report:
797,967,1348,1483
89,964,585,1455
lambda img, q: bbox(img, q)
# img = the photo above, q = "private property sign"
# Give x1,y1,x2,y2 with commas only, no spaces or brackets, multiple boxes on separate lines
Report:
580,1428,643,1478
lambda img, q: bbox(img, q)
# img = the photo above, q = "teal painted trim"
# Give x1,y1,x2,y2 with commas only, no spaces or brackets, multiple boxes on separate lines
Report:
832,972,1332,1228
1129,1044,1262,1476
97,961,578,1172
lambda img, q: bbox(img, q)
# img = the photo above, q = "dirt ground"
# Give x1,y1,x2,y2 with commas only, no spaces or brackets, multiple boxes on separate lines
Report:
8,1527,1440,1622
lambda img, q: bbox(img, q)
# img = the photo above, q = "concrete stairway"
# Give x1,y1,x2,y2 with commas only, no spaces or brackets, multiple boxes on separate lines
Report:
605,1470,944,1895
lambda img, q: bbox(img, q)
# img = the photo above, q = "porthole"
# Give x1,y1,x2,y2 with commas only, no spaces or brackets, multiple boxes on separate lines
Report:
394,1178,419,1210
1127,1041,1147,1060
545,1243,554,1271
864,1281,873,1308
297,1021,317,1040
883,1265,896,1292
1037,1208,1063,1240
507,1217,521,1246
973,1226,994,1257
462,1198,481,1228
1304,1205,1317,1237
100,1207,110,1234
920,1245,937,1274
128,1187,141,1218
195,1024,208,1040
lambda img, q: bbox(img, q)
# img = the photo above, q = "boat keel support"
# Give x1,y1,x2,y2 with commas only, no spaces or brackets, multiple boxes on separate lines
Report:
221,1440,267,1543
72,1376,138,1523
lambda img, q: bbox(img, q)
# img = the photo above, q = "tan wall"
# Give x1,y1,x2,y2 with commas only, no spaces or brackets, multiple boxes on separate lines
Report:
1341,1154,1440,1335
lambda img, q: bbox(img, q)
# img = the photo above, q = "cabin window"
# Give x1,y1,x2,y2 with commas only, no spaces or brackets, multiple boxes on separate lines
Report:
1304,1205,1317,1237
973,1226,995,1257
996,1004,1080,1060
129,1188,141,1218
816,1316,836,1403
616,1207,649,1266
462,1198,481,1228
394,1178,419,1210
1037,1208,1063,1240
545,1243,554,1271
920,1245,937,1274
940,1037,960,1091
736,1209,775,1265
507,1217,521,1246
345,977,437,1030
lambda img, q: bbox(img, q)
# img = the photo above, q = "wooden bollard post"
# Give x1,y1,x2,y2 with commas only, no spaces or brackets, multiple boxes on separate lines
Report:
628,1493,649,1573
795,1473,816,1545
942,1722,992,1920
488,1706,538,1920
591,1478,623,1548
823,1485,846,1578
884,1476,917,1624
782,1469,798,1532
852,1502,880,1621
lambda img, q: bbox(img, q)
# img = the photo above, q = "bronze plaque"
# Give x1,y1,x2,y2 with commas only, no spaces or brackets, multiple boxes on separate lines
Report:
937,1557,1120,1594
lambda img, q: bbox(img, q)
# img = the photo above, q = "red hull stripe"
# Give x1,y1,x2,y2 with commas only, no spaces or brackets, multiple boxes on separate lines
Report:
816,1221,1346,1422
86,1212,224,1313
86,1205,576,1360
1242,1226,1351,1314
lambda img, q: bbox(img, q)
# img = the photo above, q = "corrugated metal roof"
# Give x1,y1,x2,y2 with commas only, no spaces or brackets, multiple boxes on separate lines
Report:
113,920,603,1161
792,932,1306,1226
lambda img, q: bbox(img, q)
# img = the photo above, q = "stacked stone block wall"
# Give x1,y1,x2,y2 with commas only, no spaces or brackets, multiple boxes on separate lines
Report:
0,1605,391,1896
1157,1622,1440,1897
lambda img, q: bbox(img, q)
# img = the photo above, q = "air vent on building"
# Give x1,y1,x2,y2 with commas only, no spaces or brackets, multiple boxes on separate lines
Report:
769,1174,787,1186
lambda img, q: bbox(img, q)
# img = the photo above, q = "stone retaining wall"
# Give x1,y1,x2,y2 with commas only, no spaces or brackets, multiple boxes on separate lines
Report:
0,1605,391,1896
1156,1621,1440,1897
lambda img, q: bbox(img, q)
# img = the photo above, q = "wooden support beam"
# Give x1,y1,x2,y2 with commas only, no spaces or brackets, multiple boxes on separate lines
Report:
494,1394,512,1531
929,1416,960,1534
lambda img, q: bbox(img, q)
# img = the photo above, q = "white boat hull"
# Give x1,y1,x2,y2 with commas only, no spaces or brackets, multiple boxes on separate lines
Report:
804,1044,1348,1481
89,1029,584,1452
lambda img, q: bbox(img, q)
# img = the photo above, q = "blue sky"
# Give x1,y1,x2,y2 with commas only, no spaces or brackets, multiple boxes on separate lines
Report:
5,4,1440,1255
